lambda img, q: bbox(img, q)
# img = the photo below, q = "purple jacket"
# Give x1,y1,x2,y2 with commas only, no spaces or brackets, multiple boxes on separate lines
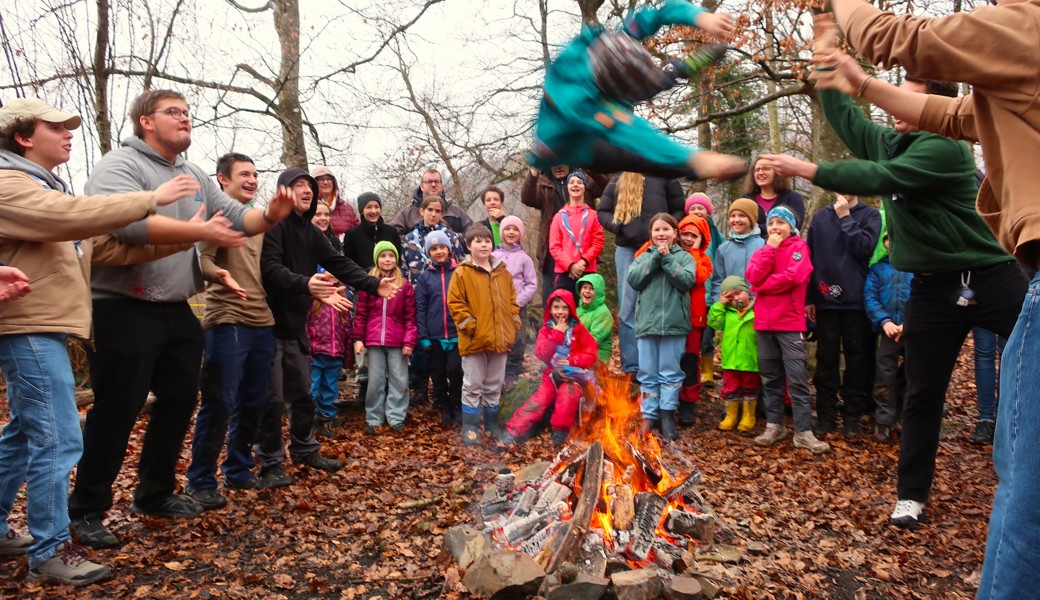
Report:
492,243,538,308
746,236,813,332
353,279,418,349
306,303,352,359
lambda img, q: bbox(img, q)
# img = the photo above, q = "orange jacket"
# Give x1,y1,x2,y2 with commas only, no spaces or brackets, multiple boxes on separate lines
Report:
678,215,713,334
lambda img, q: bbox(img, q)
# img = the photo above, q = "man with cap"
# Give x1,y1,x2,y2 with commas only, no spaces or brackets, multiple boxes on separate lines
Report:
255,167,398,488
0,97,201,584
311,166,359,237
68,89,296,551
343,191,402,272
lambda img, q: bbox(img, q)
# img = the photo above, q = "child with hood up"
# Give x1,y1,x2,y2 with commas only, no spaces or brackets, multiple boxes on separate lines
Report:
500,289,598,447
675,214,713,425
575,273,614,364
708,276,760,432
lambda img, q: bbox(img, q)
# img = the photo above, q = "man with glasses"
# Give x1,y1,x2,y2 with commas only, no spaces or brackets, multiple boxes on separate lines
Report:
389,167,473,236
68,89,295,549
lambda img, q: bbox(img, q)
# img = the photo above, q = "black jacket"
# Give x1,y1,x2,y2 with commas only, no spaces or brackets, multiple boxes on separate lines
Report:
342,216,403,271
597,176,686,248
262,168,379,344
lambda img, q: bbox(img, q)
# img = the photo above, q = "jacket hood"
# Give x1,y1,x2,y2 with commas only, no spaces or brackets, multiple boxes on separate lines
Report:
575,273,607,311
278,167,320,221
544,288,578,324
122,136,184,168
411,186,448,207
0,149,69,193
679,214,711,252
427,258,457,271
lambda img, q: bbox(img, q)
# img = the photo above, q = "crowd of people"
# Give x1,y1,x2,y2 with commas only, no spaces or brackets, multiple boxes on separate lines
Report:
0,0,1037,596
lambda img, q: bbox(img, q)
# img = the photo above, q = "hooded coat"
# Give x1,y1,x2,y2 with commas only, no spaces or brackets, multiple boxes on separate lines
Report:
415,258,458,341
707,299,759,373
520,168,609,270
575,273,614,363
493,242,538,308
710,226,766,302
447,256,521,355
536,289,599,371
628,241,695,338
549,203,606,274
745,235,813,332
353,277,418,349
678,214,714,332
597,175,686,248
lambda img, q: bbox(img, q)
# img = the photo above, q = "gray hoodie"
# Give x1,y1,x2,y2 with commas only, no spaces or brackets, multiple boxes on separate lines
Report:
87,137,251,302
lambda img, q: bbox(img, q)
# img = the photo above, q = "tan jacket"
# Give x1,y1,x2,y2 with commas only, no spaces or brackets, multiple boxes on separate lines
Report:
0,170,175,338
447,257,521,356
847,1,1040,264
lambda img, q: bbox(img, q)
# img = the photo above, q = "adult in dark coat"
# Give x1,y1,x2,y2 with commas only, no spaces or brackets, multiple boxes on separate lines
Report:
343,192,402,271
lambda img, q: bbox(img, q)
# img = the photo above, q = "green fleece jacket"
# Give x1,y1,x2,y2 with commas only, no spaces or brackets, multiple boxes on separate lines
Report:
812,89,1011,273
576,273,614,363
707,301,758,373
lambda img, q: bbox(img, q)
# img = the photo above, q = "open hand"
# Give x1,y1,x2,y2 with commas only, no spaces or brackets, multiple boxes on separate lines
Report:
320,292,353,313
696,11,735,41
199,209,246,248
263,186,295,223
760,153,814,181
154,175,201,206
810,50,866,96
691,151,747,181
215,268,247,301
308,272,337,298
377,277,399,299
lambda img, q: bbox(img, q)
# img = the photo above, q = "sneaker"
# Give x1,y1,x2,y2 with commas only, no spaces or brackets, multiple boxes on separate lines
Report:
970,420,995,446
793,430,831,453
298,453,342,472
391,423,405,432
844,419,863,441
131,494,202,519
890,499,926,529
70,515,119,549
28,541,110,587
258,466,292,489
873,425,893,444
754,423,786,447
550,430,569,447
183,486,228,511
0,529,32,557
224,476,262,490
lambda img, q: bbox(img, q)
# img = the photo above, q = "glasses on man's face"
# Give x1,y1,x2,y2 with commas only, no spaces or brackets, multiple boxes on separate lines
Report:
315,176,333,183
154,107,191,121
422,179,442,186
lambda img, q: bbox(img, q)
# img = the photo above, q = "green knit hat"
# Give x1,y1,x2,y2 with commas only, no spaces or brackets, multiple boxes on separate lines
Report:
720,275,750,294
373,240,399,264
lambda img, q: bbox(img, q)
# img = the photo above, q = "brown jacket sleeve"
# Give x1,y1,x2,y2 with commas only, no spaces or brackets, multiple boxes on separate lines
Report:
89,235,194,266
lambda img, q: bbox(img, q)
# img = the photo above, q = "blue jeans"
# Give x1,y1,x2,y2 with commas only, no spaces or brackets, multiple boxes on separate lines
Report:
365,347,410,427
0,333,79,569
187,325,274,489
615,246,639,374
636,335,685,419
310,353,343,419
972,327,1006,423
978,270,1040,600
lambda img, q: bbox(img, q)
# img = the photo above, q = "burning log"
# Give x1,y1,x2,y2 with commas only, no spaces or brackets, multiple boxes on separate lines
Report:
576,531,609,577
664,509,717,545
510,487,539,519
652,537,685,571
542,442,604,574
534,482,572,512
663,471,703,504
625,492,669,561
502,502,571,545
611,484,635,531
518,521,565,556
628,442,663,486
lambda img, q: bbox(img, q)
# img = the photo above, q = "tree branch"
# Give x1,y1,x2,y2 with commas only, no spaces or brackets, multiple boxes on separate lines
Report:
225,0,273,12
664,82,808,133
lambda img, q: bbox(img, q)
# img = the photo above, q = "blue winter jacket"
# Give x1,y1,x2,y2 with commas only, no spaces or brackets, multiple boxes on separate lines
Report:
863,257,913,331
415,259,459,341
709,229,766,302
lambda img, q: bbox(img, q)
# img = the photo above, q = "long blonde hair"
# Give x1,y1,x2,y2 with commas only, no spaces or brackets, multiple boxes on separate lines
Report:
612,172,645,225
369,252,404,287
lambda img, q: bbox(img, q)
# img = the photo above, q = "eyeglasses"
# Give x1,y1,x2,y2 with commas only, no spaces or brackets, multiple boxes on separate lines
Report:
153,107,191,120
315,176,334,182
422,179,442,186
753,167,773,173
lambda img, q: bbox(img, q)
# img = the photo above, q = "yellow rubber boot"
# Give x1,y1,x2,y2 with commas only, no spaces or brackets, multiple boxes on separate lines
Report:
718,401,740,431
738,399,757,432
700,354,714,384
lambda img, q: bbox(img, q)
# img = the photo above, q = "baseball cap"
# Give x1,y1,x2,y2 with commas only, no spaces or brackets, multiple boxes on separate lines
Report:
0,98,82,130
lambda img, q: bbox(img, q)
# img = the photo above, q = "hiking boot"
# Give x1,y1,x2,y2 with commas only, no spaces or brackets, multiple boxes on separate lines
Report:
678,402,696,427
970,420,995,445
298,453,342,472
461,411,481,446
812,419,836,439
873,425,893,444
258,466,292,489
659,410,678,441
70,515,119,549
718,401,740,431
28,541,110,587
131,494,202,519
390,422,405,432
844,419,863,441
183,486,228,511
890,499,926,529
551,430,569,447
0,529,32,557
738,399,757,432
364,425,377,435
754,422,786,447
313,417,335,439
224,476,262,490
793,430,831,454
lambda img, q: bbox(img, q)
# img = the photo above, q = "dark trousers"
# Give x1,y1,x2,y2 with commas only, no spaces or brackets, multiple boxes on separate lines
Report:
873,334,905,427
69,299,204,516
254,338,320,469
506,306,529,378
428,343,462,412
552,272,578,297
813,309,876,424
187,324,275,489
408,347,429,395
898,262,1026,502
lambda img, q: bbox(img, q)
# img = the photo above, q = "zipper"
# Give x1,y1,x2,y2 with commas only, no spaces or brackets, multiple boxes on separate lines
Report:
380,296,388,346
440,267,448,338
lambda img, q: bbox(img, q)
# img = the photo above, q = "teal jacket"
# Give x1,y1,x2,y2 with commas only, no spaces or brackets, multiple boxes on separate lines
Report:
576,273,614,363
707,301,758,373
627,244,695,338
812,89,1010,273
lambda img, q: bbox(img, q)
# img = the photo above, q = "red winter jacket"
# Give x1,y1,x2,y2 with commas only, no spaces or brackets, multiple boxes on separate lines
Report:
535,289,598,372
353,278,418,348
549,203,605,274
745,236,813,332
678,215,714,340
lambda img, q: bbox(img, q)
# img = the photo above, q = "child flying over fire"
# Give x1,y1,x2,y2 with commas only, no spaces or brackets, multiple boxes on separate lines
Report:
500,290,598,447
527,0,746,181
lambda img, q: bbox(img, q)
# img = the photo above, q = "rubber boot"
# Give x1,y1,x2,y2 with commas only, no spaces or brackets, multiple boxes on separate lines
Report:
639,418,660,437
738,398,757,432
482,406,501,440
460,411,481,446
659,410,679,441
678,385,698,427
718,401,740,431
700,355,714,386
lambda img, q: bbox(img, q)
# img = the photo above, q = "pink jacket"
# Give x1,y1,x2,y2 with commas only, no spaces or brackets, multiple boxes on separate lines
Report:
549,204,605,274
353,279,418,349
329,195,361,236
745,236,813,332
306,303,352,358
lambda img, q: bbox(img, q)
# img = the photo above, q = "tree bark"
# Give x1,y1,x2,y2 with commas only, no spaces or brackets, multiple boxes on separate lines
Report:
273,0,307,168
93,0,113,153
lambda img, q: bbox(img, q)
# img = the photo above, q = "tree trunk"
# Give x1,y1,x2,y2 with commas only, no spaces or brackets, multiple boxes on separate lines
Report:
273,0,307,168
93,0,113,154
807,90,852,224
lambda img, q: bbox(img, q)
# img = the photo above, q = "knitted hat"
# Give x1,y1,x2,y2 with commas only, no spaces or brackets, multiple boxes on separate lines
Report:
728,198,759,222
424,230,452,254
766,205,798,232
720,275,750,294
566,171,589,187
499,215,525,241
357,191,382,210
373,240,399,265
685,193,714,216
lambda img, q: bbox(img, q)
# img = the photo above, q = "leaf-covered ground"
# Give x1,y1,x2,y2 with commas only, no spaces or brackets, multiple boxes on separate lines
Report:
2,341,992,600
